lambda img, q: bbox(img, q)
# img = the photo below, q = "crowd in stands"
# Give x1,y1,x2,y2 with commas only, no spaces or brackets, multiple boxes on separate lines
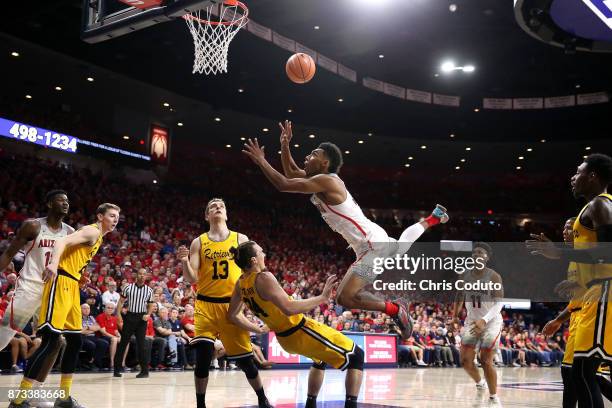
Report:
0,151,569,373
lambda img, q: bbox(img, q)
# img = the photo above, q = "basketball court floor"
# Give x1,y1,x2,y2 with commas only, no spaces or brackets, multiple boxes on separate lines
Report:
5,367,611,407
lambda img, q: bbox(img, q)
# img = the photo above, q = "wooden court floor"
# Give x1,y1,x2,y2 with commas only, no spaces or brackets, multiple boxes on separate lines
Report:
3,367,612,407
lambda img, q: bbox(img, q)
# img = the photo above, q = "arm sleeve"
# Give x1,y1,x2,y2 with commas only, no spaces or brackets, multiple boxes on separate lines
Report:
482,302,504,324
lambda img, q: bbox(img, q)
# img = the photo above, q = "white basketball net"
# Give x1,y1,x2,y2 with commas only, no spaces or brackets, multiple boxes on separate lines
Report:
184,2,248,75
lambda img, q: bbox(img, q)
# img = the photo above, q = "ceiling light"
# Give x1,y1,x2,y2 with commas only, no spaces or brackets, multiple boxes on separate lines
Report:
86,77,94,82
55,86,62,91
585,146,591,150
163,102,170,107
465,147,471,151
11,51,19,57
153,180,158,184
460,158,466,162
294,144,299,147
449,4,457,12
378,54,384,59
420,145,427,149
309,134,315,139
225,144,231,148
338,98,344,102
278,150,282,154
408,156,414,160
368,132,373,136
455,166,461,170
177,122,184,127
516,166,522,170
527,148,533,152
287,108,293,113
462,65,475,73
583,155,588,159
214,117,221,122
122,135,130,140
450,134,455,138
25,95,32,99
440,60,455,73
404,164,410,168
575,84,581,89
238,88,244,93
540,139,546,143
518,156,524,160
169,108,175,112
314,25,320,30
344,150,350,154
358,140,364,144
262,128,269,132
240,137,246,141
474,108,480,112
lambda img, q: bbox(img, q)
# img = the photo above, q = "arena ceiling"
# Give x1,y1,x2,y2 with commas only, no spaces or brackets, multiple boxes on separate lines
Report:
1,0,611,145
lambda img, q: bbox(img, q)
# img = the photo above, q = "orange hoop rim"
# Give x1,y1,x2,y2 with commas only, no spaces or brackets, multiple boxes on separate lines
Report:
182,1,248,26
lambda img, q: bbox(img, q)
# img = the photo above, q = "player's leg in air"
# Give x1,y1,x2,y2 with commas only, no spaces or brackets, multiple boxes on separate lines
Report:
335,204,449,338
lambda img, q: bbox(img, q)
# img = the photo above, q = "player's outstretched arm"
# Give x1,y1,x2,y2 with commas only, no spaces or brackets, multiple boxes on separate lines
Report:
177,239,200,283
43,225,100,281
256,272,337,316
228,281,268,334
0,219,40,273
279,120,307,179
451,290,465,325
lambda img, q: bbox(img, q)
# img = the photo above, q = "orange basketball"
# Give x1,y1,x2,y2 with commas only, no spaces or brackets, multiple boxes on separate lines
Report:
286,53,316,84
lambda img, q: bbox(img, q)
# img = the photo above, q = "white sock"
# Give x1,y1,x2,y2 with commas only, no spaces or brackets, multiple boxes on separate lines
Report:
490,394,497,399
397,223,426,254
477,379,486,386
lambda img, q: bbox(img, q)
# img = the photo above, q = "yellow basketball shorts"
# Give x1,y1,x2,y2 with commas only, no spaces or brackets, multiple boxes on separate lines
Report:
276,317,355,370
193,298,252,359
574,280,612,362
562,307,582,366
38,270,82,333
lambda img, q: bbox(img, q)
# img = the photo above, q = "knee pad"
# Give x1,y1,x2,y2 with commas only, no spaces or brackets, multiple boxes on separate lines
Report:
195,341,215,379
235,355,259,380
346,346,364,371
312,361,327,370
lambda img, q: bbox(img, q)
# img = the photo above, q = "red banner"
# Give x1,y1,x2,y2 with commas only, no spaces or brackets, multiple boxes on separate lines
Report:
267,332,300,363
364,336,397,363
150,125,169,165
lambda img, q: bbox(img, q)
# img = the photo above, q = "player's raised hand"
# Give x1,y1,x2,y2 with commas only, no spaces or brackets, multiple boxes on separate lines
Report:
541,319,561,338
258,324,270,334
42,265,58,282
526,233,561,259
470,318,486,335
177,245,189,262
321,274,338,299
242,138,266,164
279,120,293,146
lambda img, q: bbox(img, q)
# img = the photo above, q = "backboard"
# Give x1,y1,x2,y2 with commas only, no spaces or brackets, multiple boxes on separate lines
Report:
81,0,216,43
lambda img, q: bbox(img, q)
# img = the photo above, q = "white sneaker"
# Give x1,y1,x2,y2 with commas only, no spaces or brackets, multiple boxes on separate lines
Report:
229,362,237,370
476,380,487,390
489,395,502,406
417,360,427,366
213,359,220,369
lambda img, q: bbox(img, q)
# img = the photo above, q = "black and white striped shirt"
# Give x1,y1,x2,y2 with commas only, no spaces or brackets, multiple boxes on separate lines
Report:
121,283,154,313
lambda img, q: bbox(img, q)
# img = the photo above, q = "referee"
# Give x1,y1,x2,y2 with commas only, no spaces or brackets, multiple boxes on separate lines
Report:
114,268,154,378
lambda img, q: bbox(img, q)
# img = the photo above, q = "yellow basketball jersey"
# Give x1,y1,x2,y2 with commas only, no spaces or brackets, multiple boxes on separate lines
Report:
567,262,586,311
572,193,612,285
58,223,103,280
239,271,303,333
197,231,241,299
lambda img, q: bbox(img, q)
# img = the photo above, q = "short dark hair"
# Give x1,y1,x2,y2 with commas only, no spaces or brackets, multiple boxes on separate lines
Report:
474,242,493,258
318,142,343,174
45,190,67,204
96,203,121,215
205,198,225,215
229,241,258,270
584,153,612,185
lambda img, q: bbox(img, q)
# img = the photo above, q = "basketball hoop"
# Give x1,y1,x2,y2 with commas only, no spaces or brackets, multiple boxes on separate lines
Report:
183,0,248,75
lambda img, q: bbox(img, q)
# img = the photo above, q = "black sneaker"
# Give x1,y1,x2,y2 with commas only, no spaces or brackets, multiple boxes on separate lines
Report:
392,299,414,340
53,397,86,408
8,400,31,408
113,370,122,378
136,371,149,378
258,399,274,408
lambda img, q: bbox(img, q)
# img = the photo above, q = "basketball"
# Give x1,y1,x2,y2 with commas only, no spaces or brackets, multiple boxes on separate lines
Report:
286,53,316,84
